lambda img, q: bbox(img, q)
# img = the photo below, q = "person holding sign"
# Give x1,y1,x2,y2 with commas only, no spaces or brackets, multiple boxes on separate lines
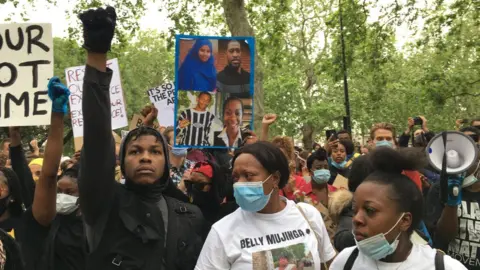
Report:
177,92,216,146
76,7,205,270
178,39,217,91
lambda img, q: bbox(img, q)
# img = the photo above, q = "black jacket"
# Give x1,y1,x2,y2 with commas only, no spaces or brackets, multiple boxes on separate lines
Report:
79,65,204,270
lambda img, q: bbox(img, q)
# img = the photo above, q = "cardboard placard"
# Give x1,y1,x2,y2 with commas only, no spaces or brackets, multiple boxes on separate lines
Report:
147,82,175,127
332,174,349,190
0,23,53,127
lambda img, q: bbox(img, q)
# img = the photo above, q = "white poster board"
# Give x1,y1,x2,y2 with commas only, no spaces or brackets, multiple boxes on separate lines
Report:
147,82,175,127
65,58,128,138
0,23,53,126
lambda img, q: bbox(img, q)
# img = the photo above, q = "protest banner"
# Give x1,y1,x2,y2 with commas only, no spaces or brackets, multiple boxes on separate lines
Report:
0,23,53,127
174,35,255,149
65,58,128,150
147,82,174,127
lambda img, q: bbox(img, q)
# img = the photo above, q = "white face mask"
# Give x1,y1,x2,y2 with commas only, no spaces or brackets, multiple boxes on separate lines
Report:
56,193,79,215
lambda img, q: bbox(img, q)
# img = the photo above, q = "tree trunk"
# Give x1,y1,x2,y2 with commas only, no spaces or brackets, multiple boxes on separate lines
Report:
302,123,314,151
222,0,264,133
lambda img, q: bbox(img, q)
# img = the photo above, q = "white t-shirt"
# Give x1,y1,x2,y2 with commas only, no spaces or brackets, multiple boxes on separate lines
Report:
330,244,467,270
195,198,336,270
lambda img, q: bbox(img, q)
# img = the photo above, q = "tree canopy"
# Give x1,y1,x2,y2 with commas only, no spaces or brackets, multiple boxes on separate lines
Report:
0,0,478,151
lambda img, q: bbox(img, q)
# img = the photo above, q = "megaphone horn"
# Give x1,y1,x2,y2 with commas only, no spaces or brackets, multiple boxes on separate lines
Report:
426,131,479,175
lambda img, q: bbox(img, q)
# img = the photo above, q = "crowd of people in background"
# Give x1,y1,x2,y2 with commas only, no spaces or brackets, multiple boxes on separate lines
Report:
0,6,478,270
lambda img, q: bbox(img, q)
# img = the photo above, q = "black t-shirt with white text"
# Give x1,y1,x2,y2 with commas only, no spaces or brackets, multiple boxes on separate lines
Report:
426,182,480,269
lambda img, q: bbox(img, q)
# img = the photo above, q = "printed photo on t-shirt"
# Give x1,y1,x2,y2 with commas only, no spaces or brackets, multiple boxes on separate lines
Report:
251,243,314,270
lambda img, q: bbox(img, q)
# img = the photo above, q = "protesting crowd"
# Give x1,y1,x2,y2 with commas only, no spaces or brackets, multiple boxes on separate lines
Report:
0,6,479,270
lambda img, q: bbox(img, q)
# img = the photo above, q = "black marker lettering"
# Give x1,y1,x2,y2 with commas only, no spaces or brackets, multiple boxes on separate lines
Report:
19,60,51,88
0,63,17,87
33,91,48,115
26,25,50,53
5,27,24,51
5,92,29,118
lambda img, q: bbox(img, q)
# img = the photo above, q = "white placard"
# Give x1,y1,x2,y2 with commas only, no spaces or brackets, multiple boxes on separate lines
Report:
65,58,128,138
147,82,175,127
0,23,53,126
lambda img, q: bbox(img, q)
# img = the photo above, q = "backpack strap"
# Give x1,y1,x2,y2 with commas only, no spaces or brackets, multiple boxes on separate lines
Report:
343,248,359,270
435,249,445,270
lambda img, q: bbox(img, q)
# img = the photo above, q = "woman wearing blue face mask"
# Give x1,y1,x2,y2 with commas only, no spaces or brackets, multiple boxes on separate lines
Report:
330,147,466,270
196,141,336,270
328,140,349,185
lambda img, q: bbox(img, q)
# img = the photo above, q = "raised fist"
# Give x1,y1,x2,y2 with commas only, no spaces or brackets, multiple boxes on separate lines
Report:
143,105,158,127
79,6,117,53
30,139,39,150
47,76,70,114
262,113,277,126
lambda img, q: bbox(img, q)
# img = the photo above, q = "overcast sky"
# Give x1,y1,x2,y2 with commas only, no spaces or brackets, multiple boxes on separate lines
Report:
0,0,428,50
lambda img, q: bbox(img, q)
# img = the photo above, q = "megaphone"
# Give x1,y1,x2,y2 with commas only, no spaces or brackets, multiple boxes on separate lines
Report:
426,131,479,192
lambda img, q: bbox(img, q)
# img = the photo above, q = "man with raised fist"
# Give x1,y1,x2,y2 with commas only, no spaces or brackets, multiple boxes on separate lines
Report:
77,7,205,270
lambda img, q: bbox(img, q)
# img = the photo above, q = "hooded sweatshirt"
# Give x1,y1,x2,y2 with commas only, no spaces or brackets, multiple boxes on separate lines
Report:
79,65,203,270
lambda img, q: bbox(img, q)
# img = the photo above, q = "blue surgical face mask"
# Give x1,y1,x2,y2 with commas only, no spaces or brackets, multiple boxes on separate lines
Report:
354,213,405,260
233,175,273,212
312,169,330,184
376,140,393,148
332,160,347,169
171,147,187,157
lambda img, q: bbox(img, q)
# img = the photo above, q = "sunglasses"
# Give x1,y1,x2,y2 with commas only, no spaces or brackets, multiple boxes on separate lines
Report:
184,180,211,191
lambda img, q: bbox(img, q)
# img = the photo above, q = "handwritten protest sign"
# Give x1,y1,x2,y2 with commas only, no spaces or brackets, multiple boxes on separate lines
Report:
65,58,128,138
147,82,175,127
0,23,53,127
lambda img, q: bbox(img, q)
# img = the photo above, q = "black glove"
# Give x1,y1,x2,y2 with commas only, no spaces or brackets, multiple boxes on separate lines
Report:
79,6,117,53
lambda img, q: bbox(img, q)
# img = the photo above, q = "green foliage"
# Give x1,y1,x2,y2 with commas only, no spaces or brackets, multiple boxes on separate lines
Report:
1,0,478,150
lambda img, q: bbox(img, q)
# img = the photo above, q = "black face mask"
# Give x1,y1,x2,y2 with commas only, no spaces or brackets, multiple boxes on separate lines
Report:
185,182,216,207
413,134,427,147
0,196,10,217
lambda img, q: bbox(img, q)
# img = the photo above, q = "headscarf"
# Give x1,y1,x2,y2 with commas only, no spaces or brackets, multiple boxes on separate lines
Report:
119,127,187,203
178,39,217,91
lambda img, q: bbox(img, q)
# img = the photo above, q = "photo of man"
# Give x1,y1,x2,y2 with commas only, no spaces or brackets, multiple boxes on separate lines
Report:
216,40,251,98
177,92,216,146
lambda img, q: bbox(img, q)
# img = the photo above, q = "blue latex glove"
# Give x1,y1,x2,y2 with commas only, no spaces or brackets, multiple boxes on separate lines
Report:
47,76,70,114
446,176,463,206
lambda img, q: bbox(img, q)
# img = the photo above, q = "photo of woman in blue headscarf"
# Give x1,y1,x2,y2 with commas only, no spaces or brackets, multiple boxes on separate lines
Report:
178,39,217,91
